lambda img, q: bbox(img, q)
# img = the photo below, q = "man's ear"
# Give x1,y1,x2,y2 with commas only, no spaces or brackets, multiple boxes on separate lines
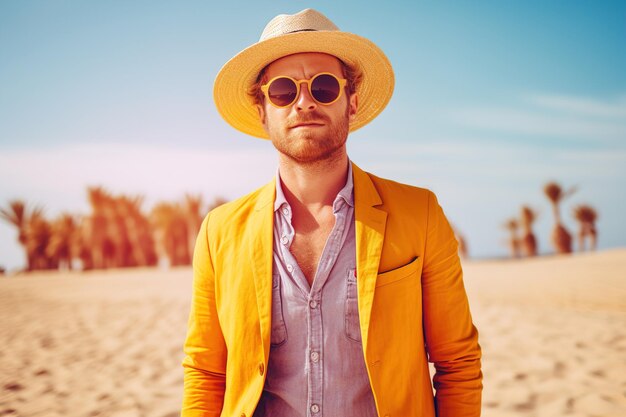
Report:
256,104,268,131
348,93,358,124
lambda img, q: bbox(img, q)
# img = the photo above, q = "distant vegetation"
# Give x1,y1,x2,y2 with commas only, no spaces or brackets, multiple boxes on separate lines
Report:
502,181,598,258
0,187,226,273
0,179,602,273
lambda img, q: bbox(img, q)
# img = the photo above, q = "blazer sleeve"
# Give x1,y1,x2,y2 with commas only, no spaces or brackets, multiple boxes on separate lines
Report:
181,213,228,417
422,191,483,417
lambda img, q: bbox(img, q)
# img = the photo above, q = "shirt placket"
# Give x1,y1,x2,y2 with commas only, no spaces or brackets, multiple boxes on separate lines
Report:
277,205,310,295
306,282,322,417
307,201,351,417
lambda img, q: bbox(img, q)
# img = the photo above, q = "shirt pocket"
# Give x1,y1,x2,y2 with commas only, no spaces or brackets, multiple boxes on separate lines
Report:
270,274,288,347
344,268,362,343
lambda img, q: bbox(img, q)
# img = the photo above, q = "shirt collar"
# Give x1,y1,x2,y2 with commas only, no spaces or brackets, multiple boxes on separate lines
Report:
274,160,354,212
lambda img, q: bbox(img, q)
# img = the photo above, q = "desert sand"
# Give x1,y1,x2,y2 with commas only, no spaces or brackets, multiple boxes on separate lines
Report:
1,248,625,417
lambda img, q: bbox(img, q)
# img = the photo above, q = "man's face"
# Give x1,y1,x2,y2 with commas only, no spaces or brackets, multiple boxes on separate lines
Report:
257,52,358,165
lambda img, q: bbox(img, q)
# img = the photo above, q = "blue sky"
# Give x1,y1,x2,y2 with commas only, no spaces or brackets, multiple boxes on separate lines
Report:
1,1,625,270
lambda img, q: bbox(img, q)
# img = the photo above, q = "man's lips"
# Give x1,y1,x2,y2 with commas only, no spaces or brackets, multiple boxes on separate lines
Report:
290,122,325,128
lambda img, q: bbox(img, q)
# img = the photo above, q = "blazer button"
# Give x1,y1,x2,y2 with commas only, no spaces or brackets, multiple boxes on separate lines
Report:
259,362,265,375
240,414,246,417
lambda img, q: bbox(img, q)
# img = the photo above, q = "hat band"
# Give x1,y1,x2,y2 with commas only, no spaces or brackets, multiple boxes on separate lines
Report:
285,29,318,34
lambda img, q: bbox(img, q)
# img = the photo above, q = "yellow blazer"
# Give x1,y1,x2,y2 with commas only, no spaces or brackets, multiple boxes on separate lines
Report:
182,162,482,417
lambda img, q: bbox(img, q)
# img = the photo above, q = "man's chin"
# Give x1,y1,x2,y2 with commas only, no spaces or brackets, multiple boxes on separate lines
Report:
281,144,345,165
286,128,325,142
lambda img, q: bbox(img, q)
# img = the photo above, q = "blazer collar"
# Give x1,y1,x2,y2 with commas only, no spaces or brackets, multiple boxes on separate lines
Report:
254,177,276,212
249,178,276,364
352,161,387,357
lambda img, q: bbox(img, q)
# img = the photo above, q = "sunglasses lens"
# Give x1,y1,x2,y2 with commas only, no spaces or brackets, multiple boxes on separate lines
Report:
311,74,341,104
267,77,298,107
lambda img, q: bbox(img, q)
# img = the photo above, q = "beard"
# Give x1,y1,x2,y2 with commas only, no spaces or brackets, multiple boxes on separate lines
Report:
267,105,350,165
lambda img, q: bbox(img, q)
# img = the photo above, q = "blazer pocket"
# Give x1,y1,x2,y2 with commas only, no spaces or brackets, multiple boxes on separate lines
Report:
375,256,422,288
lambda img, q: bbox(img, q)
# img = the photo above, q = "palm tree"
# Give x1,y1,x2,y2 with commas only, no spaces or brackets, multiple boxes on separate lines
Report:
86,186,116,269
208,197,228,211
127,195,158,267
24,208,55,270
117,195,158,267
456,233,468,260
153,195,229,267
151,202,172,267
520,206,538,257
503,218,521,258
75,217,94,270
46,213,77,270
573,205,598,251
184,194,204,263
110,195,134,267
450,222,468,259
151,202,190,267
0,200,32,270
543,182,576,254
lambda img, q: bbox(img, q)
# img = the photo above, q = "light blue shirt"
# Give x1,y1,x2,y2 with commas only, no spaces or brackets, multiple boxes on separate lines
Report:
253,162,378,417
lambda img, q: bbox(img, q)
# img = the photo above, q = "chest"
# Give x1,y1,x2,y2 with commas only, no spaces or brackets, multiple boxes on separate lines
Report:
289,206,336,285
290,214,336,286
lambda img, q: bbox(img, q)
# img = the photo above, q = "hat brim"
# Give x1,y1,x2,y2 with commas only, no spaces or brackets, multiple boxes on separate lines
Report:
213,30,394,139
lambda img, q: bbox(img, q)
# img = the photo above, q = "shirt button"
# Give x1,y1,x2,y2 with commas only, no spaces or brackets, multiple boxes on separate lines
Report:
259,362,264,375
282,207,290,216
310,404,320,414
310,351,319,363
286,264,294,273
309,300,318,309
280,236,288,245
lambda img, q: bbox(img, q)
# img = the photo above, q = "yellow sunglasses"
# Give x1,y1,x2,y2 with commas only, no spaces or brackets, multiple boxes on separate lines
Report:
261,72,347,108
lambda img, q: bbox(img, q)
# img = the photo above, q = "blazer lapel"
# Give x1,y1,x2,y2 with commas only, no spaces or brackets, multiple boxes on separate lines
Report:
248,179,276,363
352,162,387,355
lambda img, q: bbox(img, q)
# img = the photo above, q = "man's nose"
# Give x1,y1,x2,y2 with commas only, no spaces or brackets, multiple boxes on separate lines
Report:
295,81,317,111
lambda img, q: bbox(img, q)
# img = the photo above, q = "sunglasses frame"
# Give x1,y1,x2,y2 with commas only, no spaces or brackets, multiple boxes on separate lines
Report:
260,72,348,108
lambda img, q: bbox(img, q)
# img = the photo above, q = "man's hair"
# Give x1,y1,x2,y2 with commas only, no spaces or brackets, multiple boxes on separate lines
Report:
247,59,363,106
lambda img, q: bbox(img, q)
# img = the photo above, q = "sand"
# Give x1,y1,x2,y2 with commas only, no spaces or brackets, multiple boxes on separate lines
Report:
462,249,626,417
1,249,625,417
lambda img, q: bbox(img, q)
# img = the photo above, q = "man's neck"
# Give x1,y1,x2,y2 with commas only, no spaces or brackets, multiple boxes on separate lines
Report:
278,151,349,212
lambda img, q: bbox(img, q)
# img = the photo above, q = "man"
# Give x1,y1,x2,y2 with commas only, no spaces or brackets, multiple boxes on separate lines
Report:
182,8,482,417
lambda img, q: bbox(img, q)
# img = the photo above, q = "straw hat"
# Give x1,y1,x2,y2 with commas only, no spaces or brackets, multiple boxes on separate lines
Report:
213,8,395,139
